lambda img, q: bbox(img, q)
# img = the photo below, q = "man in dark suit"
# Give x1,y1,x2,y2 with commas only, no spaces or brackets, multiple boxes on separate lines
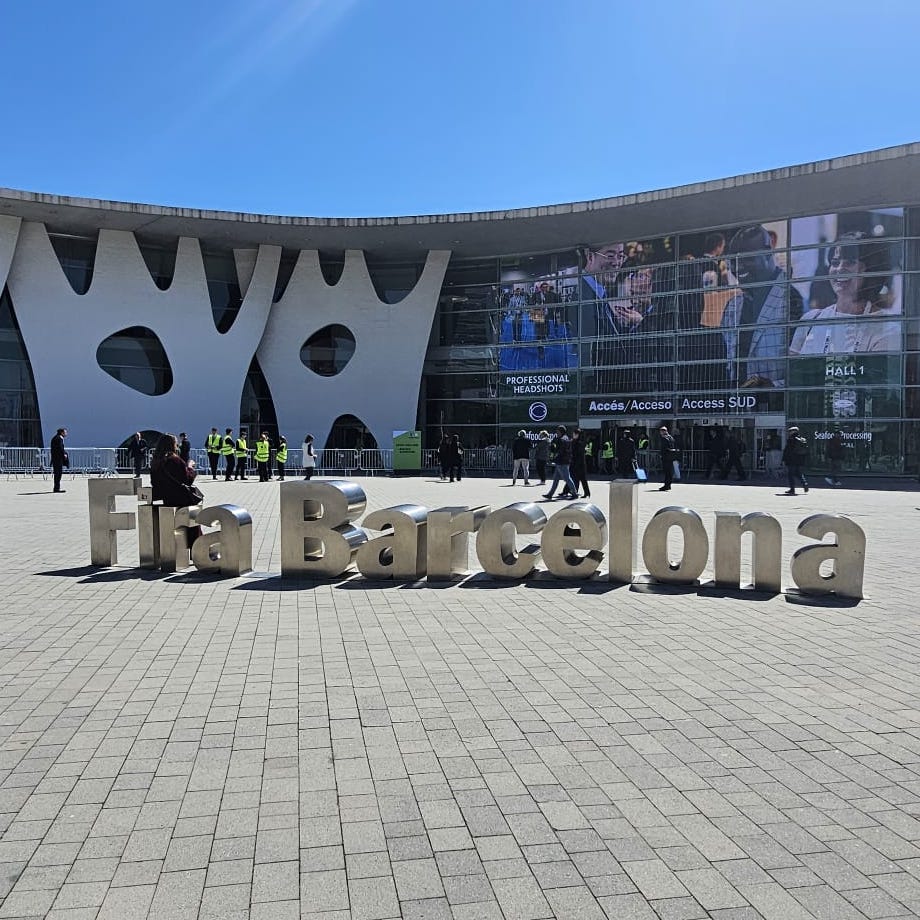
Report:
658,425,678,492
50,427,68,493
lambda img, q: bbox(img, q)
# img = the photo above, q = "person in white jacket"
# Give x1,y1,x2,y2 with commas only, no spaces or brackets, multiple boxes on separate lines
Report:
302,434,316,480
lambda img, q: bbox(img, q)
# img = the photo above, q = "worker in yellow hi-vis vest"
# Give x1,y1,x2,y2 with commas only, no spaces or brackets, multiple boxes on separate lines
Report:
205,428,222,479
234,430,249,480
255,432,271,482
275,436,288,481
221,428,236,481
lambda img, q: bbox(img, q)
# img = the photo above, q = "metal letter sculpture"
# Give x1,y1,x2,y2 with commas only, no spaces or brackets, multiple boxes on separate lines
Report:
608,481,639,584
642,506,709,585
158,505,199,573
790,513,866,599
713,511,782,593
475,502,546,579
426,506,490,581
541,502,607,580
88,477,140,566
355,504,428,580
191,505,253,576
280,480,367,577
136,485,160,569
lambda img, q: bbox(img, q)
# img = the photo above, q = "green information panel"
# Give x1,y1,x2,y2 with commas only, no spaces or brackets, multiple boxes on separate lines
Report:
393,430,422,471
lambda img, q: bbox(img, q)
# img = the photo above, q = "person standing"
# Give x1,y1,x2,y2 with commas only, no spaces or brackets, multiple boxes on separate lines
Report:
542,426,577,500
437,434,451,481
616,431,636,478
205,427,222,479
571,428,591,498
658,425,678,491
534,430,550,485
222,427,236,481
704,429,727,479
825,429,845,486
446,434,463,482
601,437,615,476
275,436,288,480
782,425,810,495
50,427,68,493
725,432,747,481
255,432,271,482
303,434,317,480
178,432,191,463
127,432,147,477
234,430,249,480
511,430,531,486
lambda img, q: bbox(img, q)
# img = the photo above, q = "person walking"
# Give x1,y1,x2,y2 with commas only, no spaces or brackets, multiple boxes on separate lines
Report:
50,426,68,493
725,432,747,481
178,432,191,463
302,434,317,480
542,426,578,500
205,427,222,479
234,430,249,480
127,432,147,477
825,429,845,486
275,436,288,480
511,430,531,486
782,425,810,495
658,425,679,491
255,432,271,482
534,430,550,485
222,428,236,481
571,428,591,498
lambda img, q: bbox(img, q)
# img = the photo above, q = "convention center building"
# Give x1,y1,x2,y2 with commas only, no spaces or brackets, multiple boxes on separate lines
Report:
1,143,919,475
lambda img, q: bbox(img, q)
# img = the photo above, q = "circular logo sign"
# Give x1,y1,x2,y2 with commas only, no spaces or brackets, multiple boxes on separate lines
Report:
528,402,548,422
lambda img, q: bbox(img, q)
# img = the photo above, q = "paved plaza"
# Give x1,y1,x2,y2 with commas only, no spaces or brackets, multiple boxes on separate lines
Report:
1,471,920,919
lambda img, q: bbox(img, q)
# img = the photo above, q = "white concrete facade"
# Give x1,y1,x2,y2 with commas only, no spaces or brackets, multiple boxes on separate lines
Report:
4,219,448,448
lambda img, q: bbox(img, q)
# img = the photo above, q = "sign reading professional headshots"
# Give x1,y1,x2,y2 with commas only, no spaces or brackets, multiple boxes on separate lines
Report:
499,372,575,397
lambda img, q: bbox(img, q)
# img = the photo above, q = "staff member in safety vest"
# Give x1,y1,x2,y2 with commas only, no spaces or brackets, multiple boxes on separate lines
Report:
234,430,249,480
601,438,614,476
255,432,271,482
205,427,222,479
584,438,595,473
275,436,288,480
222,428,236,481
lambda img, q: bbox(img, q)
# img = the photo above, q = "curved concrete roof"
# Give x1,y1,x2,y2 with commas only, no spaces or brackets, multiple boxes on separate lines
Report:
2,143,919,259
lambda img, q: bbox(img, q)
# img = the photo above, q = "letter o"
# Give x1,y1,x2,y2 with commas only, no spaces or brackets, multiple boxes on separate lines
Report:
641,507,709,584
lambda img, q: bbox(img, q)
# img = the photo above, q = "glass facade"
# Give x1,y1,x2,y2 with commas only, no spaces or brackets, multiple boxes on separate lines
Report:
422,205,920,476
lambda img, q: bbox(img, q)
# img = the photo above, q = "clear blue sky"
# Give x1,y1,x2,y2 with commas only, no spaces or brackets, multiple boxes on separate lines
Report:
2,0,918,217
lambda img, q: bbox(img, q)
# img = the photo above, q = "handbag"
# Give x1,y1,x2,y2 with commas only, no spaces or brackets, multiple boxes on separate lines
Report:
165,466,204,506
62,452,70,468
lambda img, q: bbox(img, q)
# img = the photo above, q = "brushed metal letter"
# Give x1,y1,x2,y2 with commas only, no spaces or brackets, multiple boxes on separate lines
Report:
713,511,782,593
790,513,866,599
608,481,638,583
356,504,428,580
136,486,160,569
191,504,253,576
475,502,546,580
426,506,490,581
280,480,367,577
158,505,199,573
642,506,709,584
542,502,607,580
88,477,139,566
